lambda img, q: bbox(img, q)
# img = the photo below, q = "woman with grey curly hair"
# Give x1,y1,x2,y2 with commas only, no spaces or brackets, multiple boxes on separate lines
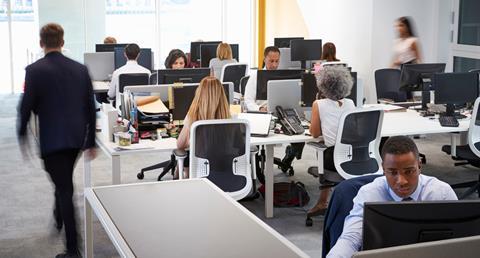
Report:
308,66,356,217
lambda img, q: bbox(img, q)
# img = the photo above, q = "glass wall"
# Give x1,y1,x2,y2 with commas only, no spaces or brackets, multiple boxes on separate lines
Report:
104,0,253,69
457,0,480,46
0,0,13,93
451,0,480,72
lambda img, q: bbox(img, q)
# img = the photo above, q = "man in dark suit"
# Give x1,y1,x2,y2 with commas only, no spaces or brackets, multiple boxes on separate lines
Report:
18,23,96,258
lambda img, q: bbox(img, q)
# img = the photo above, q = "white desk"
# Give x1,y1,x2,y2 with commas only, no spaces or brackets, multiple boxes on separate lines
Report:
92,81,109,93
84,179,308,258
86,132,316,219
381,109,469,136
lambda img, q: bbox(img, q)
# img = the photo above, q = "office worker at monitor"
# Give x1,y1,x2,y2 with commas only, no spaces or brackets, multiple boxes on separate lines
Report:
108,43,151,107
322,42,340,62
165,49,188,69
391,16,422,68
103,36,117,44
176,76,231,177
244,46,280,112
308,66,355,217
209,42,237,79
327,136,457,258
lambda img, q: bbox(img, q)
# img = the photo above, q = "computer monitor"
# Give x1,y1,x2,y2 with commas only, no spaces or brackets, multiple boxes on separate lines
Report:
301,71,358,107
170,82,233,120
256,69,303,100
278,48,302,69
200,44,239,68
267,79,302,116
190,41,222,63
156,68,211,84
114,47,153,71
84,52,114,81
362,201,480,251
399,63,446,91
274,37,304,48
290,39,322,69
433,72,479,116
95,43,129,52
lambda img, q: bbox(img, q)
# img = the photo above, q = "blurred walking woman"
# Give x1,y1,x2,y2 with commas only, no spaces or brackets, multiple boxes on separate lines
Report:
391,16,422,68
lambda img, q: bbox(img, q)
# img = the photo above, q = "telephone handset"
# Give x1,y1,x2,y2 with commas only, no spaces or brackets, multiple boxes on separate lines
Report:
275,106,305,135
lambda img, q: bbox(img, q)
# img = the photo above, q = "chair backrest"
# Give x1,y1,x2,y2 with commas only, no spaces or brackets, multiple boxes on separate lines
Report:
374,68,406,102
468,97,480,157
333,108,384,179
220,63,248,93
322,174,381,258
240,75,250,95
189,119,252,200
119,73,150,93
468,69,480,74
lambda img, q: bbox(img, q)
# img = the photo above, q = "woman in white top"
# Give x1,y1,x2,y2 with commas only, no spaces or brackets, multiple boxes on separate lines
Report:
308,66,355,217
209,43,237,79
391,16,422,68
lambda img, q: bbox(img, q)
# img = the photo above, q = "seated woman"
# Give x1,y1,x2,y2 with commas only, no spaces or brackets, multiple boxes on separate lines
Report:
308,66,356,216
165,49,188,69
176,76,231,177
322,42,340,62
209,43,237,79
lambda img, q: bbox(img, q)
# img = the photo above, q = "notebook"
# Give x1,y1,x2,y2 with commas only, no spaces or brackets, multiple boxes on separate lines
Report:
237,113,272,137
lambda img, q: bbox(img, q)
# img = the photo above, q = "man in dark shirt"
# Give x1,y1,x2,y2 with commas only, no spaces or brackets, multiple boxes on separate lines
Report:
18,23,96,258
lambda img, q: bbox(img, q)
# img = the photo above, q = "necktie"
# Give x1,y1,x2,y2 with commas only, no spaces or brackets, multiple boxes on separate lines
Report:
402,197,413,201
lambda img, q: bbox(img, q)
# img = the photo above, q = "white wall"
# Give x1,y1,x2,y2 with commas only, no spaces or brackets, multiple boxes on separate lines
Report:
297,0,453,103
38,0,105,62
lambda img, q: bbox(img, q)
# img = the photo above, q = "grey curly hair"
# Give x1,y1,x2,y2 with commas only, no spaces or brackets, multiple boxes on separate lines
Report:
316,66,353,101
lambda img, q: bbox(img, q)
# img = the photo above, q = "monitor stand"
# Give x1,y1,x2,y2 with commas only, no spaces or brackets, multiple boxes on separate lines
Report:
443,104,467,119
421,78,432,110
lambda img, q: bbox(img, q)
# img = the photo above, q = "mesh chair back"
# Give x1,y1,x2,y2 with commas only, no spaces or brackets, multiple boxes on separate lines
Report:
240,75,250,95
119,73,149,93
334,109,384,179
374,68,406,102
468,97,480,157
189,119,252,200
221,63,248,93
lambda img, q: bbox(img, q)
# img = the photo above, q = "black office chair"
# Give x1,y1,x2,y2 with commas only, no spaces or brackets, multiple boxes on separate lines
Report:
119,73,150,94
441,97,480,199
240,75,250,96
221,63,248,93
175,119,253,200
321,175,381,257
306,109,384,226
374,68,407,102
469,69,480,74
149,72,158,85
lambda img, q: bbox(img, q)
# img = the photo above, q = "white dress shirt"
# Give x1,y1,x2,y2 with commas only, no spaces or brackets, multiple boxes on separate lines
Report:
108,60,151,108
243,70,268,111
327,174,458,258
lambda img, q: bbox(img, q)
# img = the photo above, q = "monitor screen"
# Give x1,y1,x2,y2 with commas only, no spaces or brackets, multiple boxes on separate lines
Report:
190,41,222,63
363,201,480,251
156,68,211,84
290,39,322,61
200,44,239,68
256,69,303,100
434,72,479,106
95,43,129,52
399,63,446,90
274,37,304,48
171,83,231,120
114,47,153,70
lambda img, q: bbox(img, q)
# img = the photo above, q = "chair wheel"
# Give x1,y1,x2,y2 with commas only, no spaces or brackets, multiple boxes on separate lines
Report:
137,172,144,180
157,175,163,181
306,217,313,227
287,168,294,176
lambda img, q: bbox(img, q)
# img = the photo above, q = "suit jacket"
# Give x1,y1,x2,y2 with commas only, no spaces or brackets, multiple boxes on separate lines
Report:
18,51,96,158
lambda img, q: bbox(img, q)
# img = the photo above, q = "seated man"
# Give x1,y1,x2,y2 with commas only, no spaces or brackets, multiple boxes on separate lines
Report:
327,136,458,258
108,43,151,108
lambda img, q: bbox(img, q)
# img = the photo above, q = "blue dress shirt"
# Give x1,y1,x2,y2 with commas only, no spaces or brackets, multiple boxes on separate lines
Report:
327,174,458,258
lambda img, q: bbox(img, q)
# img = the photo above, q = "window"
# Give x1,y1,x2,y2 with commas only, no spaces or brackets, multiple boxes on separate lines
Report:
457,0,480,46
453,56,480,72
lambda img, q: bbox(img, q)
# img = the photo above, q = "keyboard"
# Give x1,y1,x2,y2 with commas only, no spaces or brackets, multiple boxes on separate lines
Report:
439,116,459,127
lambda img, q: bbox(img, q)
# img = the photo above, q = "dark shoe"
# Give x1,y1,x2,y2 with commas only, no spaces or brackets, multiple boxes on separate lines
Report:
55,250,81,258
53,209,62,232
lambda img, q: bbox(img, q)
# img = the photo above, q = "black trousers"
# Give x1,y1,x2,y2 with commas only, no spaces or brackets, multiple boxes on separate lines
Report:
43,149,80,253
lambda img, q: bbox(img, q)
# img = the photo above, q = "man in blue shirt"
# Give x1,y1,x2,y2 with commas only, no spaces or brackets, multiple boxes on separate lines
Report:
327,136,458,258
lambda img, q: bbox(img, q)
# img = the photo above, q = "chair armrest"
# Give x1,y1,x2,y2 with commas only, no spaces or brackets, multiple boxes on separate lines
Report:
250,146,259,154
173,149,187,158
307,141,328,151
